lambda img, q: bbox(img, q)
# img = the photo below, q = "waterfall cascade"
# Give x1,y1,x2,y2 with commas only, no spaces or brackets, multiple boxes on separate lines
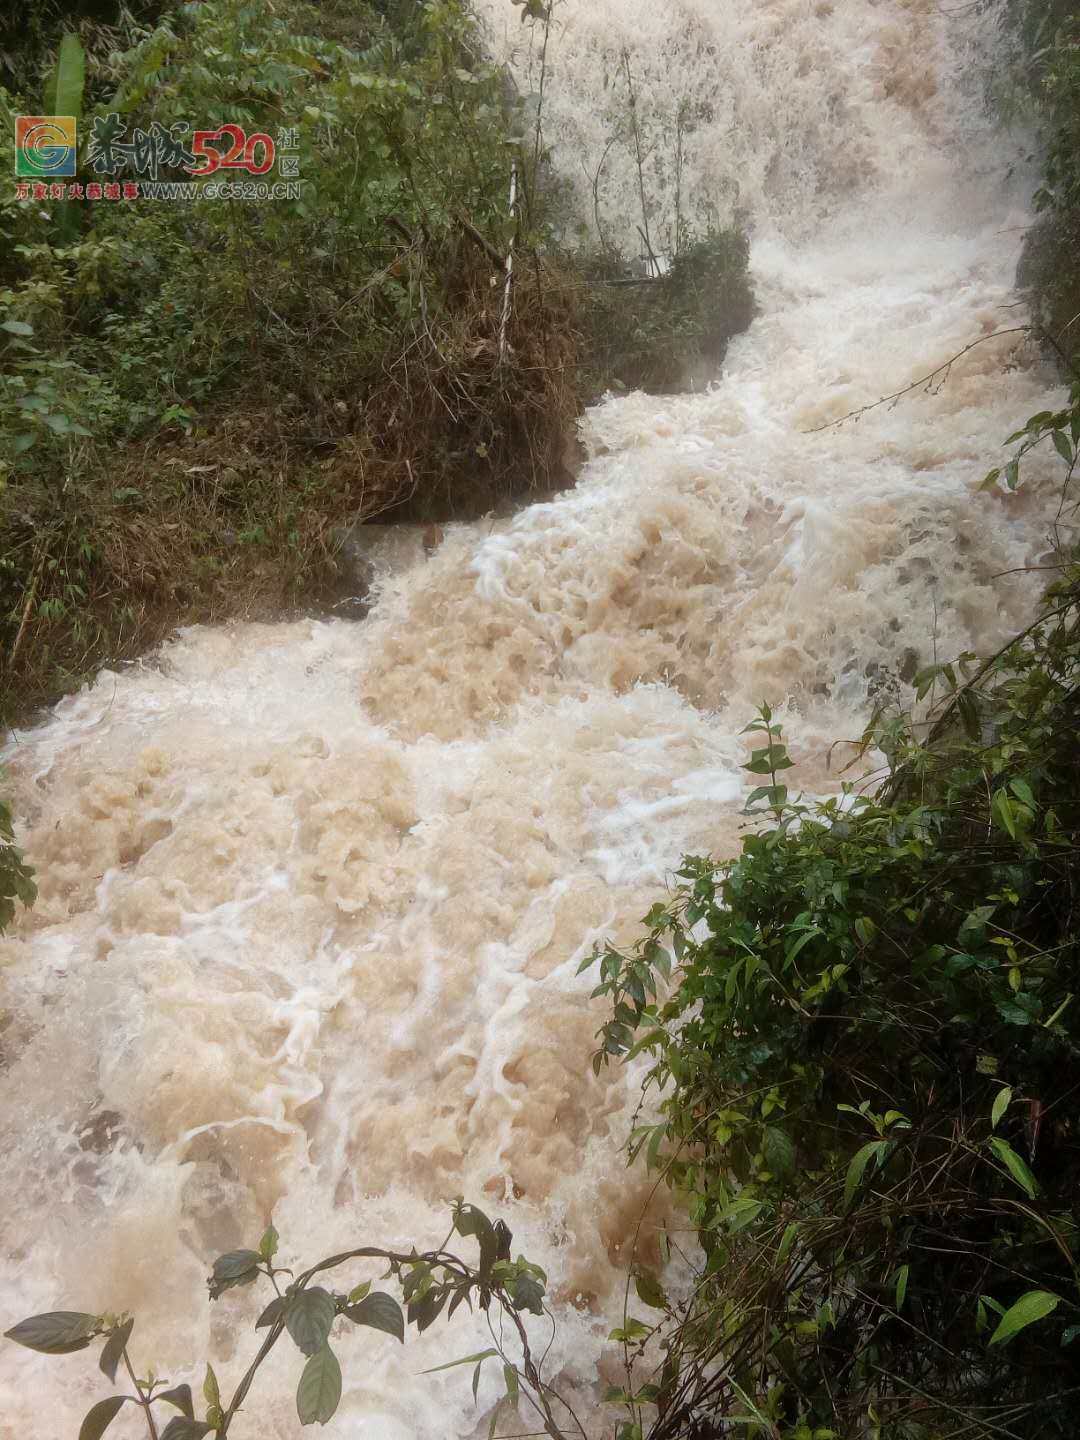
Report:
0,1,1069,1433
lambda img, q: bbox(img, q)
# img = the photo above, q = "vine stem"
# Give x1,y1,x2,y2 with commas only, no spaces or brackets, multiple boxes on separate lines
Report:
215,1245,476,1436
121,1345,159,1440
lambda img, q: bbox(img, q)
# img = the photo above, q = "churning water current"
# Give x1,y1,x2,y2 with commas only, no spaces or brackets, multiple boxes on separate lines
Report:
0,0,1071,1434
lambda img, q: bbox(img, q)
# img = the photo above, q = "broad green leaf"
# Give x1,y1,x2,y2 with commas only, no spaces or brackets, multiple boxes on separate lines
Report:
763,1126,796,1180
989,1136,1038,1198
991,789,1017,838
344,1291,404,1343
297,1345,342,1426
510,1271,545,1315
503,1363,519,1405
1,320,33,336
285,1287,336,1356
210,1249,261,1295
99,1318,133,1383
1010,778,1036,810
453,1203,500,1274
989,1290,1060,1345
45,32,86,122
78,1397,129,1440
991,1085,1012,1130
623,1028,667,1062
5,1311,99,1354
726,1197,764,1232
853,916,876,945
784,928,822,967
609,1317,651,1342
777,1222,798,1262
1052,429,1074,464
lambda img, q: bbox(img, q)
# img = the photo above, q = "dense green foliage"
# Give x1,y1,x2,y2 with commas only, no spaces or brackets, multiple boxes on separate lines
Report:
0,0,574,720
1009,1,1080,367
0,0,752,726
587,372,1080,1436
590,620,1080,1436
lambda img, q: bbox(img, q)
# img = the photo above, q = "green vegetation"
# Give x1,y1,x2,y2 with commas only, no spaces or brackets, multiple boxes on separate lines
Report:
0,0,752,727
580,272,1080,1440
590,623,1080,1436
1008,1,1080,370
575,230,754,396
0,0,573,720
0,793,36,929
576,14,1080,1427
5,1202,569,1438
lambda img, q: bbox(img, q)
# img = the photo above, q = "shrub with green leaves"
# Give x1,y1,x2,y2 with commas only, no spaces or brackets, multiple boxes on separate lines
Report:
587,606,1080,1436
5,1201,566,1440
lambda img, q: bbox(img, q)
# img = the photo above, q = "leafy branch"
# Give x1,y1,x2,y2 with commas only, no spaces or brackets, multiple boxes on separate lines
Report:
5,1201,576,1440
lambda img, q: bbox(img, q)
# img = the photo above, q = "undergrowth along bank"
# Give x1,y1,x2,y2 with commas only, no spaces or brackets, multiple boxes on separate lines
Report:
0,0,753,727
586,366,1080,1437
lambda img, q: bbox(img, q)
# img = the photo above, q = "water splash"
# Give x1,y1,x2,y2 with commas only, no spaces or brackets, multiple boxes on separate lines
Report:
0,0,1068,1434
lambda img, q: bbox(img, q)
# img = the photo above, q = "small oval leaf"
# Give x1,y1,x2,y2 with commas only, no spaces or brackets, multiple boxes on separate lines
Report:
634,1271,667,1310
5,1311,99,1354
297,1344,342,1425
78,1396,129,1440
202,1364,220,1408
211,1250,261,1282
256,1295,286,1329
159,1422,215,1440
157,1384,194,1418
991,1085,1012,1131
99,1318,134,1383
343,1291,404,1343
285,1287,336,1357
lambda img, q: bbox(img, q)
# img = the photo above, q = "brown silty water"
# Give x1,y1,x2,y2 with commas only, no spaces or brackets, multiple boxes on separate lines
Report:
0,0,1071,1433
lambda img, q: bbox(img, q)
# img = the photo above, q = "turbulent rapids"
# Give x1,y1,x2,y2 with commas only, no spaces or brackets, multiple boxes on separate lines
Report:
0,0,1071,1434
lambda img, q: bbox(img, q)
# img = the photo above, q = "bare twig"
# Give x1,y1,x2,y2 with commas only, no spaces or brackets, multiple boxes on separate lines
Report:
804,328,1031,433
